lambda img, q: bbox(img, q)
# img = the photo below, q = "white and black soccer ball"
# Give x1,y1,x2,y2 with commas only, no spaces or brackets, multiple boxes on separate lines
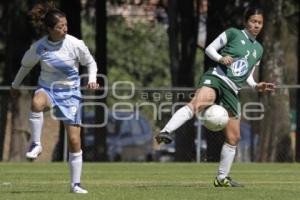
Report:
201,104,229,132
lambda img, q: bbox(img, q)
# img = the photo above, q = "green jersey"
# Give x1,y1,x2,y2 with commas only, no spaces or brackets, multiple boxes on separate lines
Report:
207,28,263,93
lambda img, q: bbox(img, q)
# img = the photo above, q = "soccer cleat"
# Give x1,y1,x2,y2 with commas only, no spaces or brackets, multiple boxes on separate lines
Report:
70,183,88,194
155,131,173,144
214,176,244,187
26,143,42,160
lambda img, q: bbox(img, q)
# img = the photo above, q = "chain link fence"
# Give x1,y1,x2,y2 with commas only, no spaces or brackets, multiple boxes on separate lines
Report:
0,85,298,162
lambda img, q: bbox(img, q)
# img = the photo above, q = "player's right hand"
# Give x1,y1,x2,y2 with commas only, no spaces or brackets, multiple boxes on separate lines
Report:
219,56,234,66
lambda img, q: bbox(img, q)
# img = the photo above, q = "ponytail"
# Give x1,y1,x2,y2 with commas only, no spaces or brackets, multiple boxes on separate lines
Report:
29,1,65,34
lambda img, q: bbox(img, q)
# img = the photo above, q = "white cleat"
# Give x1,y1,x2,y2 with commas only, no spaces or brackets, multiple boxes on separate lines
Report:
26,143,42,160
70,183,88,194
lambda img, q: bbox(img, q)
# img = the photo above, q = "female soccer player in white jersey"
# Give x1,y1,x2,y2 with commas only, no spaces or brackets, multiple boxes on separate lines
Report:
11,3,98,194
155,7,276,187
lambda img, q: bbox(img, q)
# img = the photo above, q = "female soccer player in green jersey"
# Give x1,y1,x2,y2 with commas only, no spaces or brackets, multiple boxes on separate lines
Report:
156,6,275,187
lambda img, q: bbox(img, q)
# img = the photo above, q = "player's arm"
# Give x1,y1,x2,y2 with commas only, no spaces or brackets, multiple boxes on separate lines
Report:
246,63,258,90
246,61,275,92
205,31,233,65
11,45,39,89
78,40,99,89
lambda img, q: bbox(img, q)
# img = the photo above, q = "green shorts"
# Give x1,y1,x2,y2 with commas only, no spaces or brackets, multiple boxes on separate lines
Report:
197,74,241,117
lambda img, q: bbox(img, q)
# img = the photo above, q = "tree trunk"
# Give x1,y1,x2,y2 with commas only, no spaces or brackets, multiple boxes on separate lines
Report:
177,0,198,87
94,0,107,161
0,0,9,161
0,91,8,161
296,28,300,161
9,91,31,161
257,0,292,162
167,0,199,161
4,0,33,161
167,0,179,86
60,0,82,39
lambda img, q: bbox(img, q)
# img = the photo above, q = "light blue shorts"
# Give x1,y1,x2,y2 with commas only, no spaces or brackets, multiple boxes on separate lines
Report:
35,87,82,125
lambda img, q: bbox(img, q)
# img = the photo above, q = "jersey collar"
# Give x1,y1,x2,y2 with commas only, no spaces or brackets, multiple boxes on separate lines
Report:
46,36,64,46
242,29,256,43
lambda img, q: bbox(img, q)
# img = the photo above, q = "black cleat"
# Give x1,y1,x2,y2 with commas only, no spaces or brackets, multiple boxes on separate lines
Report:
155,131,173,144
214,176,244,187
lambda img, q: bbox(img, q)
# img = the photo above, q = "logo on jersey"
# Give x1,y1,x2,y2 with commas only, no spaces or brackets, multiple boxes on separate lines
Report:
230,58,248,77
203,79,211,84
241,40,245,45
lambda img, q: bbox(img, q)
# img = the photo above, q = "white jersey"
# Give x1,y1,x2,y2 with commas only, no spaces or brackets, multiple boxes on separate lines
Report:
12,34,97,89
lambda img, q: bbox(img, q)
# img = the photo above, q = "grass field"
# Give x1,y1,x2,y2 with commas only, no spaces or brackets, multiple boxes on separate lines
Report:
1,162,300,200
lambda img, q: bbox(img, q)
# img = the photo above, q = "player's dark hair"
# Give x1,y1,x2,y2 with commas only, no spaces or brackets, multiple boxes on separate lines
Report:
244,6,264,22
29,1,66,32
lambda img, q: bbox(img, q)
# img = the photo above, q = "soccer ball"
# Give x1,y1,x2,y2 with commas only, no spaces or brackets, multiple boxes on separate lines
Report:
201,104,229,132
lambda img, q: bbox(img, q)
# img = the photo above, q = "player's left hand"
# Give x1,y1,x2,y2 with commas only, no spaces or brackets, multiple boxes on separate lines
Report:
255,82,276,92
86,82,100,90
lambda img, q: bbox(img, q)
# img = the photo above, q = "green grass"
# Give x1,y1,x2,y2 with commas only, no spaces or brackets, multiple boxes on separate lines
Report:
1,163,300,200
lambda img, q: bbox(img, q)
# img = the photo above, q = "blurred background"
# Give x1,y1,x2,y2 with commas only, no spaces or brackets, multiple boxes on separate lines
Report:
0,0,299,163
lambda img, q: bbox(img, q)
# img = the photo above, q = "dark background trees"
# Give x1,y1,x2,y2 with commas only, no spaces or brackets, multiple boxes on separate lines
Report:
167,0,199,161
2,0,37,161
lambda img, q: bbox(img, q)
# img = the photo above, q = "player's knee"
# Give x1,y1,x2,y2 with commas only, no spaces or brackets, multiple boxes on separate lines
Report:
226,135,240,145
192,101,213,113
31,98,45,112
190,95,215,114
68,136,80,148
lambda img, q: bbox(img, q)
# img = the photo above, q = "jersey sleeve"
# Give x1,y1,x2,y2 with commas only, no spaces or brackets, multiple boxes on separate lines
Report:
205,32,227,62
12,44,40,88
224,28,238,43
21,44,40,67
78,40,95,65
77,40,98,83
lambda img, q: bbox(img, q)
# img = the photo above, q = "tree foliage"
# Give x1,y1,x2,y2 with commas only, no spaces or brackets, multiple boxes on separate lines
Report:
107,17,170,88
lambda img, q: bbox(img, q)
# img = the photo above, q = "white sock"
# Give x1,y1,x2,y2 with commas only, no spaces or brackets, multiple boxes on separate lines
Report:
69,150,83,186
217,143,237,180
29,111,44,145
161,105,194,133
